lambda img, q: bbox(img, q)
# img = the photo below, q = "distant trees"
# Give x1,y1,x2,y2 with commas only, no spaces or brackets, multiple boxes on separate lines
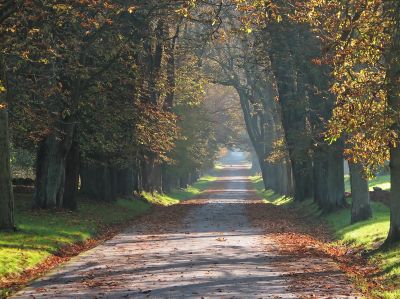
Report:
207,0,400,245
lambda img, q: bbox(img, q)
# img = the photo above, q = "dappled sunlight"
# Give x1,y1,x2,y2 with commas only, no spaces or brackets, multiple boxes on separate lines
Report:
13,166,359,299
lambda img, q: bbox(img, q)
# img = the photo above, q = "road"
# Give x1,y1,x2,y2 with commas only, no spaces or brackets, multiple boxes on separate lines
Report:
13,156,359,298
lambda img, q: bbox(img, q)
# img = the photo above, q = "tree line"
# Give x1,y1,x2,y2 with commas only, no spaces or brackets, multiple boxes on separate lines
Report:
197,0,400,247
1,0,400,249
0,1,244,230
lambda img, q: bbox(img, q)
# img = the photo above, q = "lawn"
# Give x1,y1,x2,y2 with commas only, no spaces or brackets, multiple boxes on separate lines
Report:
142,175,216,205
251,175,399,299
344,174,391,192
0,175,215,295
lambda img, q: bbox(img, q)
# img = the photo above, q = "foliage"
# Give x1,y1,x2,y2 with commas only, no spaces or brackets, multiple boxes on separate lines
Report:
293,0,394,172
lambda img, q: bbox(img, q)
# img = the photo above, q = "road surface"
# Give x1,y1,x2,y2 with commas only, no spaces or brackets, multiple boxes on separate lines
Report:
13,156,359,298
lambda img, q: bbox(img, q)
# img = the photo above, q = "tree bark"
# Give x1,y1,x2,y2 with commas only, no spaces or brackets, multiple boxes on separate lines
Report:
63,136,80,210
33,124,74,209
267,25,313,201
313,143,345,212
386,147,400,244
179,174,188,189
250,150,261,174
0,108,14,230
384,1,400,246
349,162,372,223
116,168,136,197
80,159,116,202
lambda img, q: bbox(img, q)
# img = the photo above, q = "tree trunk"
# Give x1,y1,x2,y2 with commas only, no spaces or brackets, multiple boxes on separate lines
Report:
141,156,154,192
0,108,14,230
267,25,313,201
236,87,270,190
386,147,400,244
33,124,74,209
349,162,372,223
180,174,188,189
80,160,116,202
63,135,80,210
116,168,136,197
384,1,400,246
291,158,313,202
152,164,163,193
313,144,345,212
250,151,261,174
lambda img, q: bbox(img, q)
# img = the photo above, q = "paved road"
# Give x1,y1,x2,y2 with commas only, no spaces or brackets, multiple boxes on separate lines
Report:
13,163,359,298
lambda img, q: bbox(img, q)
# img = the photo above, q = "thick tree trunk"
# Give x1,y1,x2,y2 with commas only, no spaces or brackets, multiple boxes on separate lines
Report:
291,158,313,202
33,125,74,209
349,162,372,223
386,147,400,244
313,144,345,212
80,160,116,202
152,164,163,193
268,25,313,201
179,174,188,189
141,157,155,193
63,137,80,210
258,159,269,190
250,151,261,174
116,168,136,197
0,109,14,230
275,163,290,195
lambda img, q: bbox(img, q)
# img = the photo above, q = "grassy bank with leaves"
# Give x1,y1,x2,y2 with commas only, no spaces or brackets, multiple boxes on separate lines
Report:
0,175,215,296
251,175,399,299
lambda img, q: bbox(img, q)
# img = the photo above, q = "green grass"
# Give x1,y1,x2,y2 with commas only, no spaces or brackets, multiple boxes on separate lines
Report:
251,174,400,298
344,174,391,192
251,176,293,206
214,163,224,170
0,195,150,281
0,175,215,292
142,175,216,205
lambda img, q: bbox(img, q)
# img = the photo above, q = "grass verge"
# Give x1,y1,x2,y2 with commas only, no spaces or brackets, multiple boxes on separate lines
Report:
0,175,215,297
142,175,216,205
344,174,391,192
251,175,399,299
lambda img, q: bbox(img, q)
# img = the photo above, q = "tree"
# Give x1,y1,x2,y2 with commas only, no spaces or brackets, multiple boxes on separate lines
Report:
298,0,400,244
0,105,14,230
384,0,400,246
0,0,23,229
349,162,372,223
